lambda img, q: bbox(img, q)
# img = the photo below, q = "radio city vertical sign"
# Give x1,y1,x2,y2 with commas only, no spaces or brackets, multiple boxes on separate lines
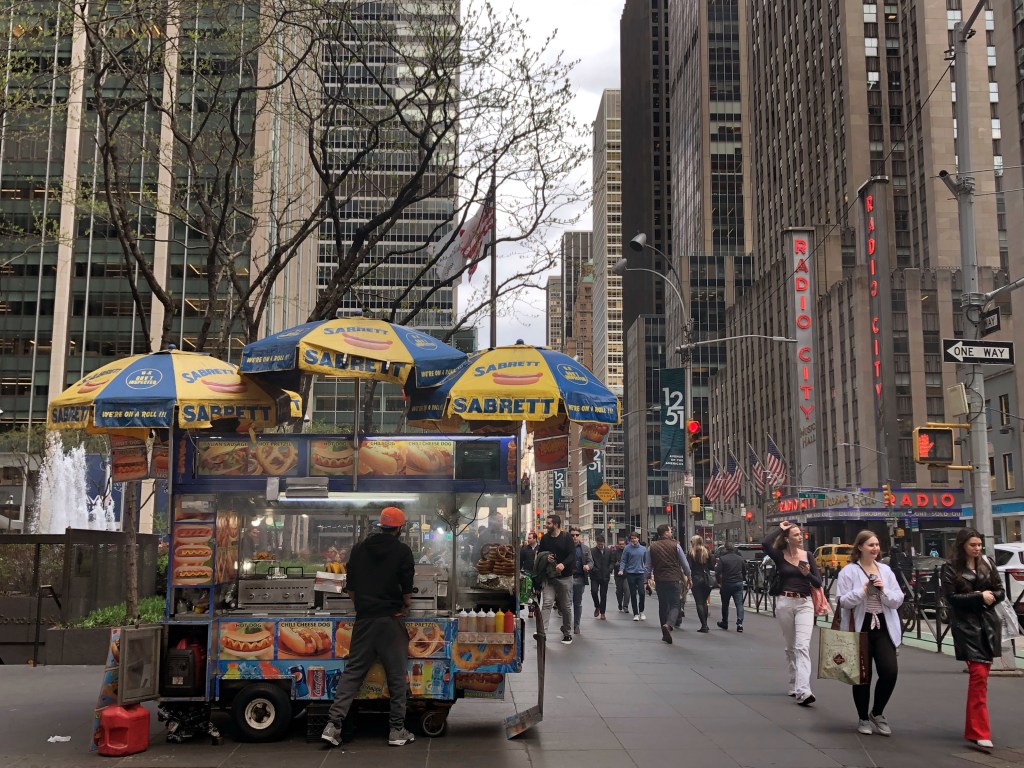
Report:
786,229,819,490
858,177,898,476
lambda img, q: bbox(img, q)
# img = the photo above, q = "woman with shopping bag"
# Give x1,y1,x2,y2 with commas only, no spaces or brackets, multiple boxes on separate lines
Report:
940,527,1005,752
834,531,904,737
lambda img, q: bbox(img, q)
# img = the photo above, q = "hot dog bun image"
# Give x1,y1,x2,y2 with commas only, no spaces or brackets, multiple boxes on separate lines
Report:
341,331,394,351
579,422,611,445
174,524,213,545
278,624,332,658
404,443,454,476
456,672,503,692
173,564,213,585
309,441,355,475
200,373,249,394
220,623,274,659
357,440,407,476
490,371,543,386
174,543,212,565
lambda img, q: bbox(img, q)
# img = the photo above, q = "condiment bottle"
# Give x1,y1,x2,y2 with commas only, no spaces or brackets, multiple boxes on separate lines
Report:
503,609,514,633
457,608,468,633
485,608,496,633
494,609,505,633
468,609,480,632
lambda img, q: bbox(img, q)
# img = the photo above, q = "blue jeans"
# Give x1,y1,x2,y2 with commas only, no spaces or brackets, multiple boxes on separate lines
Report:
720,581,744,626
625,572,646,614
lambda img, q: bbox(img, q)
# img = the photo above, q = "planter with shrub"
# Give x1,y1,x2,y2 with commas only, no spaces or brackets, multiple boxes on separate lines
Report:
45,596,166,665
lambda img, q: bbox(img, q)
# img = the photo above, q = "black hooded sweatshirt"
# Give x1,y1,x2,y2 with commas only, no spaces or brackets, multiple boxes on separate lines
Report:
346,532,415,618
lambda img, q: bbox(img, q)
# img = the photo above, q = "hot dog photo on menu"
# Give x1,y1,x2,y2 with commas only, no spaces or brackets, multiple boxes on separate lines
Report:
172,524,214,585
219,621,275,660
278,621,332,659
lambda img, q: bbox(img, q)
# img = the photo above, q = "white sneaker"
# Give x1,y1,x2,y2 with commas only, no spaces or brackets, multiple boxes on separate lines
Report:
639,612,646,621
633,614,640,621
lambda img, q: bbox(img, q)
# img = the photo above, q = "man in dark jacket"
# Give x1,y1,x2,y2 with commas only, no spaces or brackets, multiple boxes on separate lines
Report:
589,535,613,620
536,514,575,645
610,538,627,612
323,506,416,748
715,541,746,632
569,528,594,634
645,524,691,643
519,530,539,572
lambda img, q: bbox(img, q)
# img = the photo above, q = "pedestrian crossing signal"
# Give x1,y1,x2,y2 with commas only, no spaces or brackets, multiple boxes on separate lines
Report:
913,427,954,465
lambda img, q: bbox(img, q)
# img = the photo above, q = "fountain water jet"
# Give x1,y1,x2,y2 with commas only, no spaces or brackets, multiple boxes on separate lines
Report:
31,434,114,533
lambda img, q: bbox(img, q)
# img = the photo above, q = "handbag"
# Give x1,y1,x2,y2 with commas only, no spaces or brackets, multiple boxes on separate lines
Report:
816,609,869,686
995,598,1020,643
811,585,832,617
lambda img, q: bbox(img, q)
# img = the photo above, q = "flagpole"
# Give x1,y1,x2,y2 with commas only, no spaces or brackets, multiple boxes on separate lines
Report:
489,168,498,348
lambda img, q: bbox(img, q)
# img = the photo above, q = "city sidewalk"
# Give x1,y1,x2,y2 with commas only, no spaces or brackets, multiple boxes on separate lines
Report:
2,595,1024,768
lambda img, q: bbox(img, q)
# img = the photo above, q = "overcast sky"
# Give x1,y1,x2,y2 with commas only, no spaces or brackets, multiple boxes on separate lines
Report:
460,0,623,349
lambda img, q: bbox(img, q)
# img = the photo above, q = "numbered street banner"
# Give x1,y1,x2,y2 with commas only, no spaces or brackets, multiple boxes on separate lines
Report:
553,468,565,508
586,450,604,501
659,368,687,471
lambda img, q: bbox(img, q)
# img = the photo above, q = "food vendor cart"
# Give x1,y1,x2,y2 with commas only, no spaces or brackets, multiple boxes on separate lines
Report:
150,431,524,742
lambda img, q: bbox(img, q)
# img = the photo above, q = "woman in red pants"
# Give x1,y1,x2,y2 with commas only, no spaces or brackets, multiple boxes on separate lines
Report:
940,527,1005,751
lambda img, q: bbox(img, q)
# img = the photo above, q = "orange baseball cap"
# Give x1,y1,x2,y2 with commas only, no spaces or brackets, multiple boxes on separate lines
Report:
379,506,406,528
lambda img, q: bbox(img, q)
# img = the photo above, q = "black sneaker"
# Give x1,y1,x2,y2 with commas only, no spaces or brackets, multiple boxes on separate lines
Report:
737,625,743,633
661,624,673,644
561,634,573,645
717,621,728,630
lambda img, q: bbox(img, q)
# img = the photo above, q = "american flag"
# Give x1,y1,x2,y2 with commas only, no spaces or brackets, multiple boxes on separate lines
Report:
766,434,788,488
720,452,742,504
704,460,723,502
749,445,767,497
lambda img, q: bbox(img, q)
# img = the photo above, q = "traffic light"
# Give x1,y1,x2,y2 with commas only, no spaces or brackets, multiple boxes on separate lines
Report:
882,483,893,505
689,496,701,515
607,522,614,530
913,427,955,465
772,489,782,500
664,504,672,515
686,419,702,452
745,511,754,521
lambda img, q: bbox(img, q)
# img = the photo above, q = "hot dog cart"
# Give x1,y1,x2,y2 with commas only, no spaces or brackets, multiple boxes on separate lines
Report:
143,432,524,742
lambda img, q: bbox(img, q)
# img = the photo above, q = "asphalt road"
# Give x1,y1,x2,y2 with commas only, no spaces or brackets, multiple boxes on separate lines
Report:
3,594,1024,768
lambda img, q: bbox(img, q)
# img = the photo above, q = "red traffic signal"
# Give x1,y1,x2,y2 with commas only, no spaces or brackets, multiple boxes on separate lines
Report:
664,504,672,514
772,489,782,500
686,419,701,435
745,511,754,520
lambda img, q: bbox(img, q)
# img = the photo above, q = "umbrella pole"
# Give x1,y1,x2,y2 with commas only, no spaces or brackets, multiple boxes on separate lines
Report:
352,379,360,490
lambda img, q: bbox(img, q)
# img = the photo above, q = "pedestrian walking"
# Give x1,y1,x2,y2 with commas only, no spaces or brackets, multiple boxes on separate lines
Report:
715,542,747,633
687,535,716,633
519,530,539,573
940,527,1005,752
589,535,613,620
322,506,416,748
535,514,576,645
569,528,593,634
611,538,628,612
618,532,649,621
645,524,691,644
761,521,822,706
834,530,903,737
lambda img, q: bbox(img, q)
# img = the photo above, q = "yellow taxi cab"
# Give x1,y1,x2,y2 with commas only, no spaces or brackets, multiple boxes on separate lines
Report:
814,544,852,574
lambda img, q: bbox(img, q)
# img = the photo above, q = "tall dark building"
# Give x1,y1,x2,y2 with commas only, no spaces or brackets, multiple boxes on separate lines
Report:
619,0,673,537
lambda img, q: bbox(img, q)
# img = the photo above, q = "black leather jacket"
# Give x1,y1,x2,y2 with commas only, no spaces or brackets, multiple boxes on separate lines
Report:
940,558,1005,663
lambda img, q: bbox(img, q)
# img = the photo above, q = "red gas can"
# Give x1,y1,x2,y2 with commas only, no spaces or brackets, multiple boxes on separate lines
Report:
97,704,150,757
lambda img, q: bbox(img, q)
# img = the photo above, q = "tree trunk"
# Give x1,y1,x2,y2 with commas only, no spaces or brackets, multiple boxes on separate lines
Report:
123,481,139,622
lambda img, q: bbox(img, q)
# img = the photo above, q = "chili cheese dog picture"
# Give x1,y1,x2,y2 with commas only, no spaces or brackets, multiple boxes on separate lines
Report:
357,440,407,476
309,440,355,476
220,622,274,659
455,672,503,693
173,564,213,585
255,441,299,475
404,442,454,476
278,622,332,659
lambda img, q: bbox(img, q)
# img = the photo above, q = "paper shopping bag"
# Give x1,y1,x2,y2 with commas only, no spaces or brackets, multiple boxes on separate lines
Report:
817,618,869,686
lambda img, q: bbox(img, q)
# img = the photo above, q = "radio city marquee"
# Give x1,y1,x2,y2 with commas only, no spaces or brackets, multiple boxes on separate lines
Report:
767,488,964,523
787,229,818,489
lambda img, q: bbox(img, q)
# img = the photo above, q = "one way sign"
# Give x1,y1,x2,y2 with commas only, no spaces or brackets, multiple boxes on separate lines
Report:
943,338,1015,365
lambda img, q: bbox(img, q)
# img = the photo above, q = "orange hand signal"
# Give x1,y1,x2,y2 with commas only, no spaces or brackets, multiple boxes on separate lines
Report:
918,432,935,459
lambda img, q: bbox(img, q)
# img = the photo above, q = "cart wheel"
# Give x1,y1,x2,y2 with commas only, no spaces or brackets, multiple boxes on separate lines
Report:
419,709,448,737
231,683,293,742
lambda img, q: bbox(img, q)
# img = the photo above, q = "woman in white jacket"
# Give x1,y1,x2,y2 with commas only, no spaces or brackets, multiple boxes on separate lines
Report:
834,530,904,737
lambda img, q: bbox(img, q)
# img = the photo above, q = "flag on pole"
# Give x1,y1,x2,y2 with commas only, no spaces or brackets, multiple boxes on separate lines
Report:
720,451,742,504
433,187,496,282
704,459,723,502
749,443,767,497
765,434,788,488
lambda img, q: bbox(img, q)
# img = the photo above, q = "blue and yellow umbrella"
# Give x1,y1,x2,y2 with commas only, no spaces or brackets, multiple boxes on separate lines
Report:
47,349,299,432
406,343,620,432
238,317,467,387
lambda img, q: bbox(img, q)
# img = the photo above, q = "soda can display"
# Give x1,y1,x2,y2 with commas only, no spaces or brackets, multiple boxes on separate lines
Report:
288,665,308,698
326,668,341,698
308,665,326,698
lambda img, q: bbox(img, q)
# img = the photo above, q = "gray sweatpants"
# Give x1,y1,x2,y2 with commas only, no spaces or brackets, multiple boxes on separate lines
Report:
537,577,572,638
327,615,408,730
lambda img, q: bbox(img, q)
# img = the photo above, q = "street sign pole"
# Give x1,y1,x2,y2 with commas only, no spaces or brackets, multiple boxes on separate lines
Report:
947,0,997,554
